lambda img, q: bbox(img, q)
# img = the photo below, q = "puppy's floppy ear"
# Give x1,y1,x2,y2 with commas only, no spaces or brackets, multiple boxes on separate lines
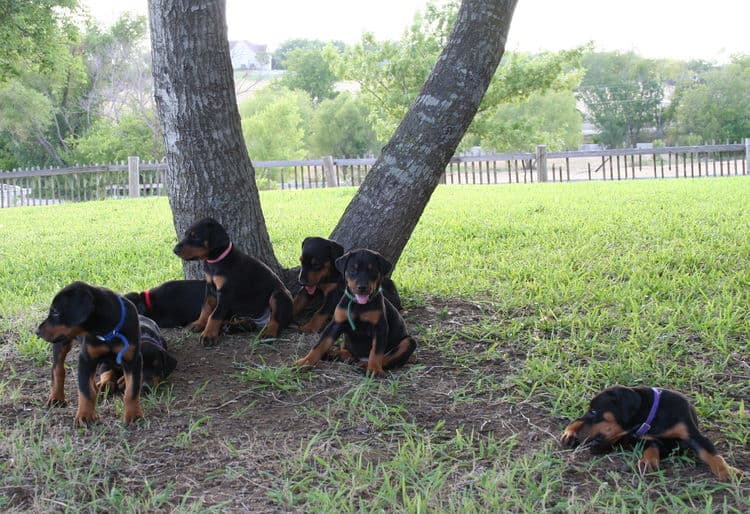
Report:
329,240,345,261
611,386,642,426
63,285,95,326
335,251,351,275
375,252,393,276
206,218,231,250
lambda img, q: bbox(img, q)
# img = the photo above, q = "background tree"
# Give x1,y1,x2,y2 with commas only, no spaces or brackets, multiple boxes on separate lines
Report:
148,0,281,276
239,86,312,161
0,0,79,78
329,0,520,265
670,55,750,144
271,39,344,70
308,92,378,158
149,0,519,278
0,12,160,169
344,2,583,147
479,90,582,152
278,44,341,102
578,51,664,147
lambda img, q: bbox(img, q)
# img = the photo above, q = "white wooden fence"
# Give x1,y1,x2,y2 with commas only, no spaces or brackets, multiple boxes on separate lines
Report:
1,141,748,208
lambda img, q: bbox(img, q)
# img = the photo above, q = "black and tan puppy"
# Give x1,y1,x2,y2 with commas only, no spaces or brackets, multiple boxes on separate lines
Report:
293,237,404,333
96,315,177,393
36,281,144,426
561,386,743,481
295,248,416,377
293,237,346,332
173,217,293,345
124,279,205,328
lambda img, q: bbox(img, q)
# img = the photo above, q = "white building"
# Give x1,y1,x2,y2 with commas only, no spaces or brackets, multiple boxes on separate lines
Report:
229,41,271,71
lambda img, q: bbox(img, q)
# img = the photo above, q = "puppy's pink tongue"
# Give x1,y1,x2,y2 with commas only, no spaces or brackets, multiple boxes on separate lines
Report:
355,294,369,304
305,286,316,295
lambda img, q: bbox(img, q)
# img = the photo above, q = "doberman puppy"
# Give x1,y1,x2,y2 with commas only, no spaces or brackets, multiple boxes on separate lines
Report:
293,237,404,332
36,281,145,426
124,279,205,328
561,385,743,481
96,315,177,394
295,248,416,377
293,237,346,332
173,217,293,345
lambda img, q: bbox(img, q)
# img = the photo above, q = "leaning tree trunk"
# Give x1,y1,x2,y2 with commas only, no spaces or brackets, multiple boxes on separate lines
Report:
148,0,281,277
331,0,518,267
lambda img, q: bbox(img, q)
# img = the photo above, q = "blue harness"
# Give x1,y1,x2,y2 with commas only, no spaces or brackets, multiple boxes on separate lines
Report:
96,296,130,365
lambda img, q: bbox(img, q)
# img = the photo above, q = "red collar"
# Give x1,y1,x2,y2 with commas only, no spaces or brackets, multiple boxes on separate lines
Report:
207,242,233,264
143,289,153,311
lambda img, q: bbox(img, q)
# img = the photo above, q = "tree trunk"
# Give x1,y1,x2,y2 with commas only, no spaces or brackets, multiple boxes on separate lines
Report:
330,0,519,267
148,0,281,278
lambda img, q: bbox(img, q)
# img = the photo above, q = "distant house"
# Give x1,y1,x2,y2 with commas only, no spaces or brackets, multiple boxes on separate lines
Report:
229,41,271,71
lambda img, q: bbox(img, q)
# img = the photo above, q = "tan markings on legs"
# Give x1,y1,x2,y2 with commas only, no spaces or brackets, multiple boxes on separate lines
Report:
74,376,98,428
366,337,385,377
96,369,117,392
265,293,280,338
292,292,310,319
295,337,335,368
122,370,143,425
191,289,216,332
382,337,414,368
561,420,584,445
300,312,329,333
49,362,68,405
637,445,661,474
697,449,741,481
48,341,72,407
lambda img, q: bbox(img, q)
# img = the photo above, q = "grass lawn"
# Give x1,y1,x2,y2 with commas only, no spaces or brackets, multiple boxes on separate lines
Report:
0,177,748,512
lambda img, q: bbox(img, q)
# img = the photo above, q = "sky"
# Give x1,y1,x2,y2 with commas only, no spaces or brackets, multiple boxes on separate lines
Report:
84,0,749,63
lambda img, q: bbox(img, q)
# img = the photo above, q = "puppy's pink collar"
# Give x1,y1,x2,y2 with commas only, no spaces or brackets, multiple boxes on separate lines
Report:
207,242,233,264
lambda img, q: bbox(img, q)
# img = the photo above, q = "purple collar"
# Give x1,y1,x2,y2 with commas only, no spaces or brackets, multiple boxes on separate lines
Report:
634,387,662,437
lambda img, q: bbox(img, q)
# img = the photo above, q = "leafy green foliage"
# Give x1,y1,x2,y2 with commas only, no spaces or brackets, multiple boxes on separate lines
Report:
578,52,664,147
672,56,750,143
308,93,378,157
0,0,79,79
271,38,344,70
342,2,584,146
477,91,583,152
67,113,164,163
239,86,313,161
279,44,341,101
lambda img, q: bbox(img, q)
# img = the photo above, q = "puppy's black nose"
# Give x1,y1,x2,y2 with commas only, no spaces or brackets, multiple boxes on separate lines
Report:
357,285,368,294
34,324,43,336
173,244,182,255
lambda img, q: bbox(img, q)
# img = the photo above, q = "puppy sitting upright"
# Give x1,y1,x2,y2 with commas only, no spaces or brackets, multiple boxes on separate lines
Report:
173,217,293,345
561,385,742,481
293,237,346,332
36,281,144,426
295,248,416,377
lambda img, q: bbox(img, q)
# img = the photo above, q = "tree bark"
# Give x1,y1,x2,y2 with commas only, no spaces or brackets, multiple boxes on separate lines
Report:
330,0,518,267
148,0,517,282
148,0,281,277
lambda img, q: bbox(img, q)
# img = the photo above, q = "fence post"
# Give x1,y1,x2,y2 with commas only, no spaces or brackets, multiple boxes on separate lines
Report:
322,156,337,187
128,156,140,198
536,145,548,182
745,138,750,174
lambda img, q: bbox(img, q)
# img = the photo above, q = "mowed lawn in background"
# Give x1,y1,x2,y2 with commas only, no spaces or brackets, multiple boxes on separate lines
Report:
0,178,748,511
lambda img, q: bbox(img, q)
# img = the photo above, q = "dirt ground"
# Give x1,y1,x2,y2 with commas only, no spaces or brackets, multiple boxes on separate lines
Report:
1,300,746,511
